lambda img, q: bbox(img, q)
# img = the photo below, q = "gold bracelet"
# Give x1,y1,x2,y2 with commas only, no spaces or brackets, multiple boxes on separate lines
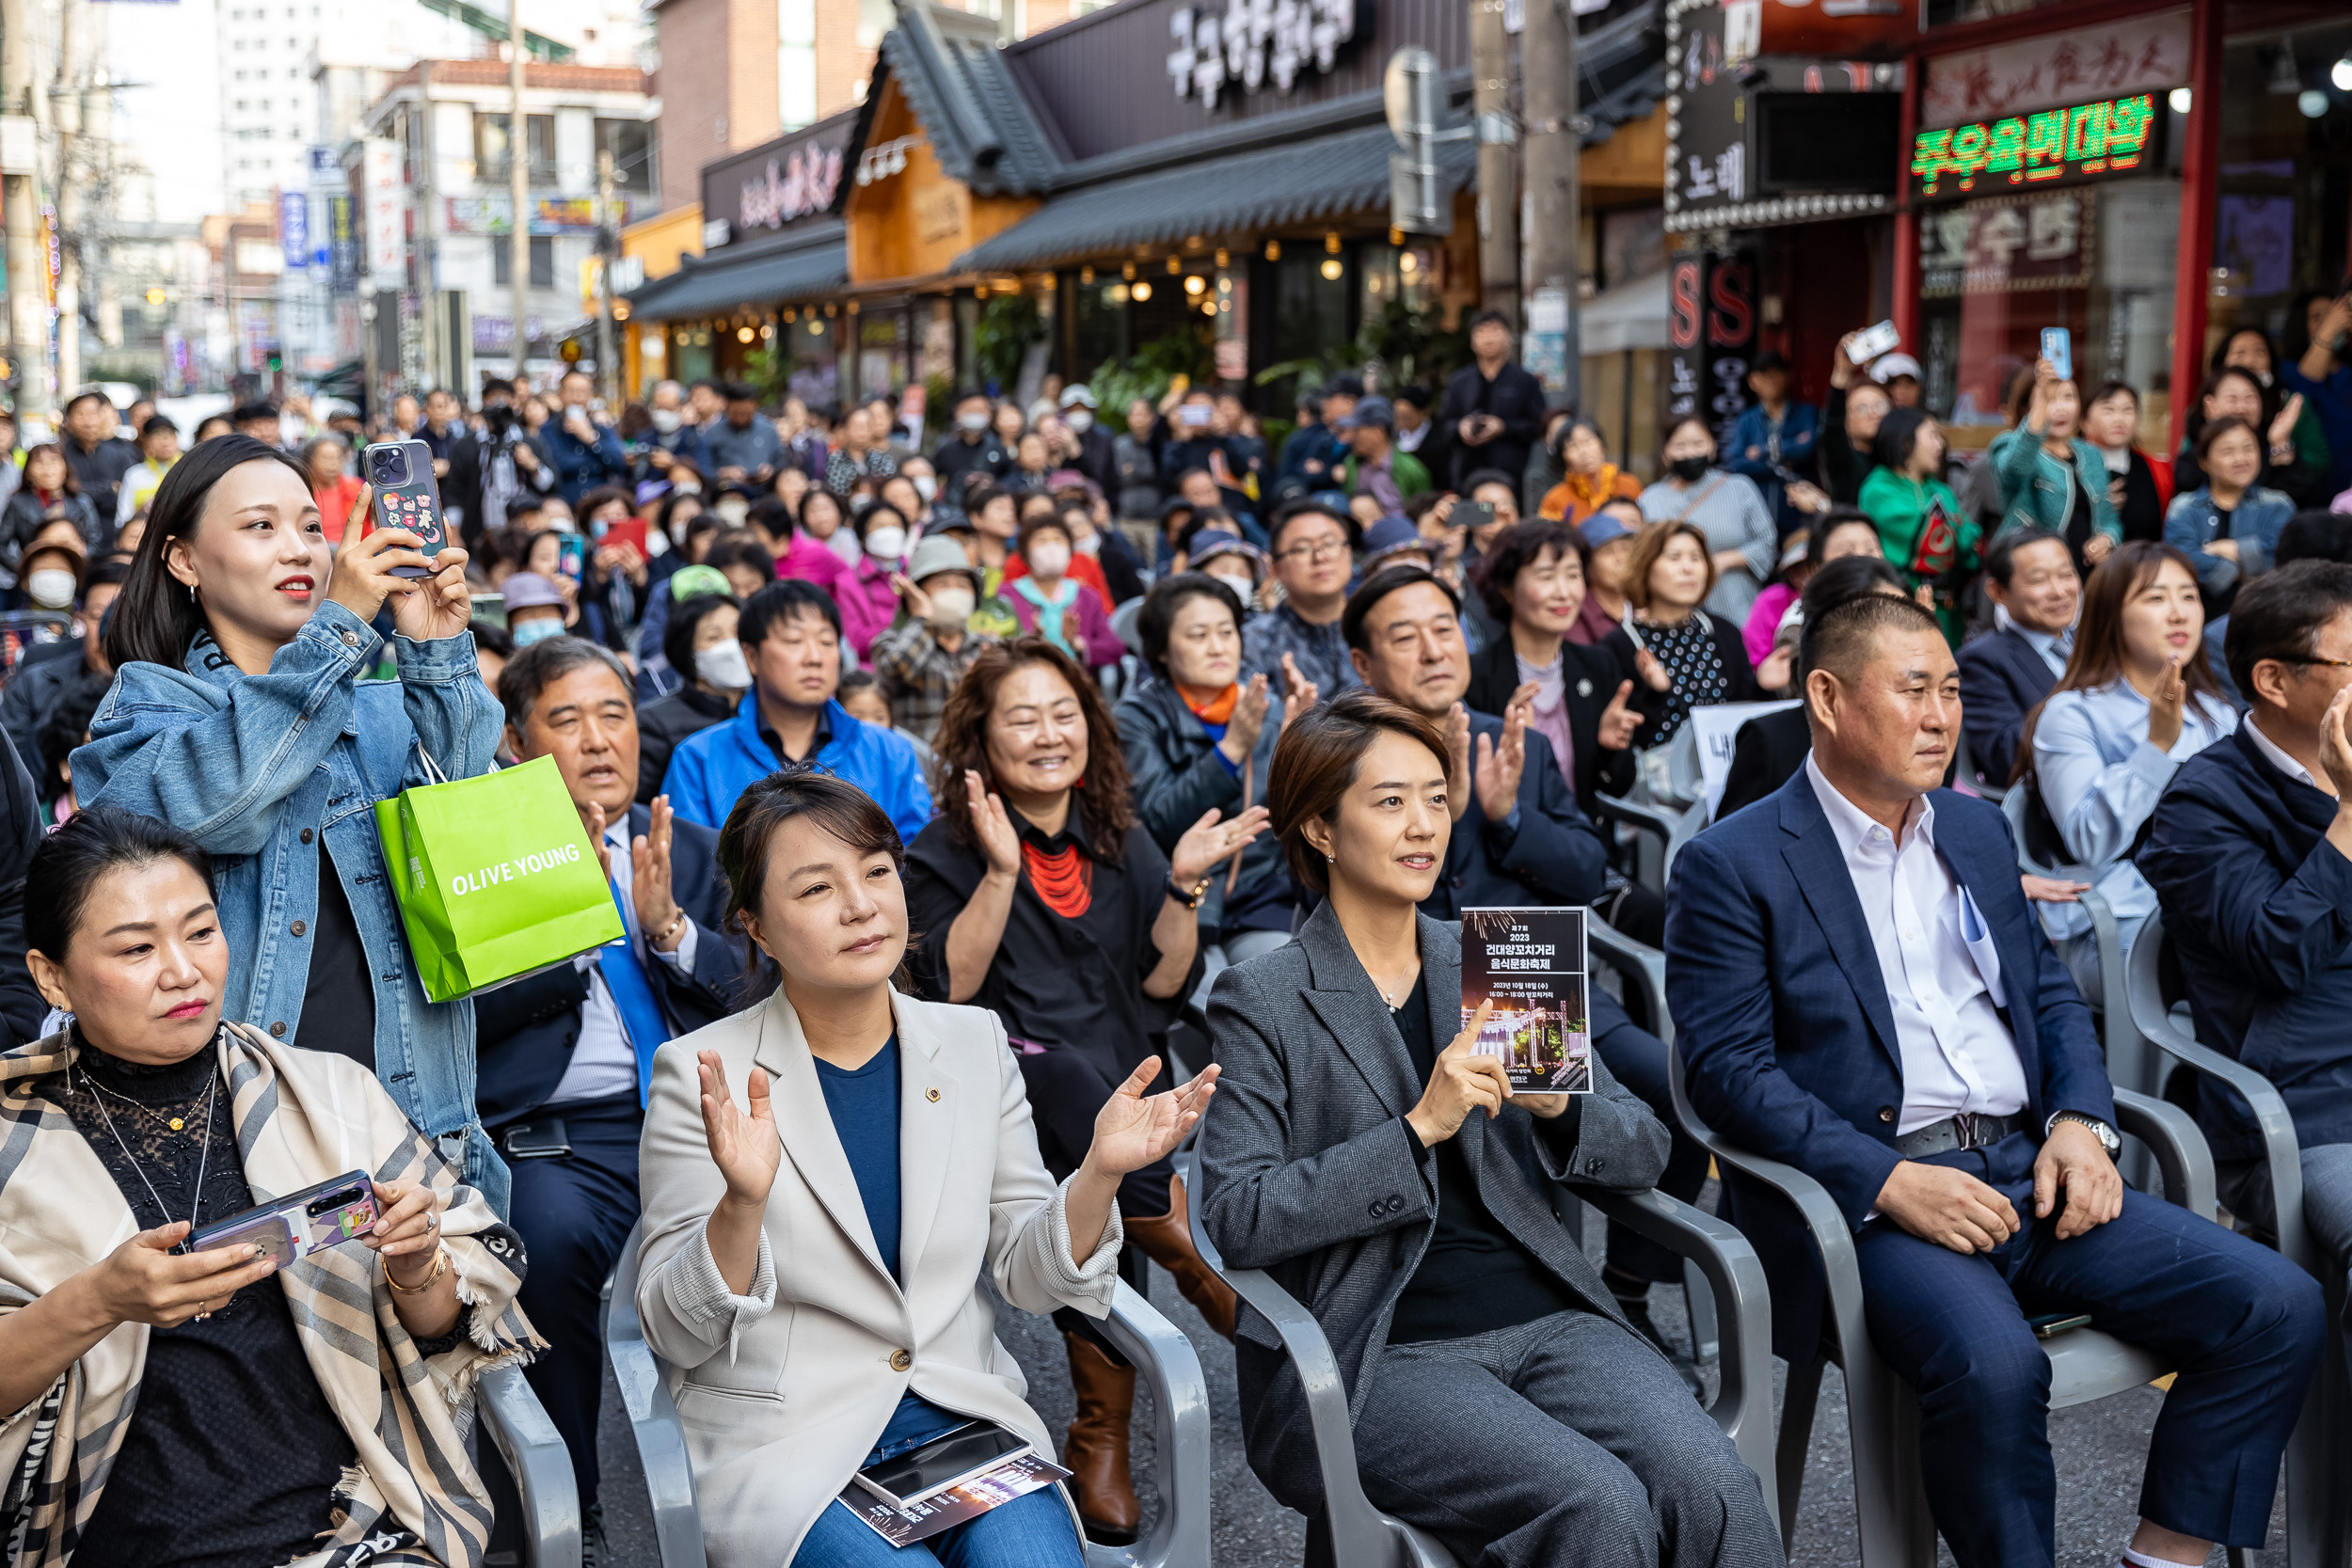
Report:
387,1245,449,1294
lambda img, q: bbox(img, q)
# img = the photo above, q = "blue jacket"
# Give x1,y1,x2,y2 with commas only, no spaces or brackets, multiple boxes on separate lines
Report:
660,691,931,843
471,804,749,1127
1665,772,2110,1357
2137,724,2352,1161
1726,400,1820,530
1989,427,2121,546
2164,484,2296,594
75,601,510,1211
541,416,629,504
1956,624,2061,788
704,417,787,481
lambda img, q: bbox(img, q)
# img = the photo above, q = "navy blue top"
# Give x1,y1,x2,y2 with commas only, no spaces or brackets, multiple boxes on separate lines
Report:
814,1036,963,1457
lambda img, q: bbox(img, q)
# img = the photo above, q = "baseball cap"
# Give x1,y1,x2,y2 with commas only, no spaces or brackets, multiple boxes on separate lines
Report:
1059,384,1098,410
1359,515,1428,566
906,532,979,588
667,564,732,602
1338,395,1396,432
502,572,569,612
1579,510,1639,550
1871,352,1923,384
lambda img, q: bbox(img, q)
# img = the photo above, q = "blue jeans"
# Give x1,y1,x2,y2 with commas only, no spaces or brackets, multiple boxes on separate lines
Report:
790,1486,1086,1567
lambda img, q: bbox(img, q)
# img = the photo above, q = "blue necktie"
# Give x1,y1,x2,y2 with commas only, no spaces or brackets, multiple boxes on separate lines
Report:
602,879,671,1105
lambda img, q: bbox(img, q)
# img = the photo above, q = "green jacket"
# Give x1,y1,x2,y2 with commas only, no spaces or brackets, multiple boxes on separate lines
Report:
1342,450,1431,504
1987,427,2121,546
1859,466,1978,641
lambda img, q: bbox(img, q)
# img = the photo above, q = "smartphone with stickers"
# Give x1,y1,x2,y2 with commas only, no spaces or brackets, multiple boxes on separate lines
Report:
360,439,449,579
178,1170,380,1275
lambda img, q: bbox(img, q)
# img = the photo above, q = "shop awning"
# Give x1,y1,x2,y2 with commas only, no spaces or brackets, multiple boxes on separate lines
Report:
1578,270,1670,355
626,224,849,321
954,121,1476,275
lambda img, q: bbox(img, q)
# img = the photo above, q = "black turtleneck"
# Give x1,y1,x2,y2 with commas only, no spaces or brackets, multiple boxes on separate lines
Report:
56,1039,369,1568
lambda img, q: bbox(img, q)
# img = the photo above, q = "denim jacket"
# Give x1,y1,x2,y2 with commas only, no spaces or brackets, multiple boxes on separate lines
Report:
2163,484,2296,594
74,600,510,1212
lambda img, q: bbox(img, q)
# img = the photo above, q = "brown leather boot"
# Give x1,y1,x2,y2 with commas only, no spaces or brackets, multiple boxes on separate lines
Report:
1120,1172,1238,1341
1060,1331,1140,1544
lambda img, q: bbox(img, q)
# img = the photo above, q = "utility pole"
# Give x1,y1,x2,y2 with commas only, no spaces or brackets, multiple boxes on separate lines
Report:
416,57,437,391
1522,0,1581,407
1,0,49,420
508,7,530,389
1470,0,1518,327
51,0,83,398
595,145,617,405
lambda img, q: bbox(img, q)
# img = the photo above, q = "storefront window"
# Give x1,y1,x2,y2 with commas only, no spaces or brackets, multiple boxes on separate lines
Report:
1917,179,2180,447
858,309,911,400
1067,277,1129,384
2206,21,2352,385
786,312,839,406
670,324,715,388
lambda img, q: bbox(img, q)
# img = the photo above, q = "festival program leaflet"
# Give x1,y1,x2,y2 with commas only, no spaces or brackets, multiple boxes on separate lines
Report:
1460,907,1592,1093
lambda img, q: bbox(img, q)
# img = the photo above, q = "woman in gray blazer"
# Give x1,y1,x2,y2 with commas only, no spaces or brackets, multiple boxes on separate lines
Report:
1197,690,1781,1567
633,772,1216,1568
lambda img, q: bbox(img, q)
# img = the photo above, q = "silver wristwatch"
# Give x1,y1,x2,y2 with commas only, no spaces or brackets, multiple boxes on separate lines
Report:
2046,1110,2121,1159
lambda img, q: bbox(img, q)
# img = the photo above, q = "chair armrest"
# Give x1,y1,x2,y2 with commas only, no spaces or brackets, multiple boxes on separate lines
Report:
600,1226,708,1568
479,1366,582,1568
1594,792,1676,848
1095,1283,1213,1568
2111,1087,2216,1221
1586,915,1671,1048
1185,1180,1393,1568
2124,916,2312,1270
1581,1188,1779,1537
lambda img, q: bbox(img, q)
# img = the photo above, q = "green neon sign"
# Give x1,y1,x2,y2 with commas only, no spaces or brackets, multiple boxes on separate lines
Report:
1910,92,2160,198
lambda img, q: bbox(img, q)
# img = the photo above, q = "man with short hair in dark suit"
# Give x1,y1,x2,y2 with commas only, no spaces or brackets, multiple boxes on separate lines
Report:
483,636,751,1560
1957,527,2079,788
1667,592,2322,1568
1346,564,1710,1361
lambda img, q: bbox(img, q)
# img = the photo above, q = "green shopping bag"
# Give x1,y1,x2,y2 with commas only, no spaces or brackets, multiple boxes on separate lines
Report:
374,751,625,1003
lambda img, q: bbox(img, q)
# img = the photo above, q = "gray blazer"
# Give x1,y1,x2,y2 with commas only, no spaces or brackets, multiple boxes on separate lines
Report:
1197,900,1672,1513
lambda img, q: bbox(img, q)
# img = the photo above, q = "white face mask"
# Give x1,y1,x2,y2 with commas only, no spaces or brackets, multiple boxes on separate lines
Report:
25,568,74,610
694,641,753,692
1065,409,1093,434
715,496,750,525
912,474,937,502
929,585,977,626
959,411,991,434
1073,531,1101,556
1028,540,1072,577
651,408,683,435
1210,571,1256,606
865,526,907,561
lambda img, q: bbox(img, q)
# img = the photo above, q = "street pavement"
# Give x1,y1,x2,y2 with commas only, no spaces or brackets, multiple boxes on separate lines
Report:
587,1193,2282,1567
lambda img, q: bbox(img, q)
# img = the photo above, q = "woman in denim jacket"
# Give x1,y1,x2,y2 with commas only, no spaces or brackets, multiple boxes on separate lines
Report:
1990,356,2121,566
2164,416,2297,599
72,435,510,1210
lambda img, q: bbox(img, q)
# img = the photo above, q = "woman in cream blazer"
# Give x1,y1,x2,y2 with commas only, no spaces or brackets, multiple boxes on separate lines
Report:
633,772,1216,1568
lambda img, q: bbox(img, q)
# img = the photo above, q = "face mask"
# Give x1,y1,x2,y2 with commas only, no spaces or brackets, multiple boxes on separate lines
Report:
512,616,565,647
1211,571,1256,605
912,474,937,502
1669,455,1711,483
694,641,753,691
25,569,74,610
715,496,750,525
865,526,907,561
1065,409,1093,434
929,585,977,626
1028,540,1072,577
651,408,683,435
959,411,991,434
1073,532,1101,556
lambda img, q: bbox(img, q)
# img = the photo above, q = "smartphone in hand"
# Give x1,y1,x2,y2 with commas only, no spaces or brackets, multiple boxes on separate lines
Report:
2040,327,2073,382
361,440,448,580
1851,320,1900,362
179,1170,381,1275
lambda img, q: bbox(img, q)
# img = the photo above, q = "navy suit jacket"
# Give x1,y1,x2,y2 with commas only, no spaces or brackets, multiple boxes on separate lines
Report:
473,805,750,1127
2137,725,2352,1162
1956,626,2061,788
1665,771,2112,1357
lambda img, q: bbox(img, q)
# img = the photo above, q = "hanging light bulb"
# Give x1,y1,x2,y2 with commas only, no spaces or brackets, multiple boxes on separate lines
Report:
1324,230,1342,253
1320,258,1343,281
1214,247,1229,267
1080,264,1095,284
1122,261,1136,281
809,319,824,335
2334,56,2352,92
1132,280,1152,302
737,325,755,343
1184,274,1205,295
784,308,797,323
1167,254,1182,274
1201,300,1216,316
1263,239,1280,261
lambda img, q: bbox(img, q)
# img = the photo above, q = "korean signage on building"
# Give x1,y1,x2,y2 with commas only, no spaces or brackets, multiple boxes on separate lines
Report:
362,139,405,289
1165,0,1364,109
278,191,309,270
1909,92,2159,199
1922,11,2188,129
1665,250,1757,448
1661,0,1745,231
444,197,632,236
1918,189,2092,299
326,194,358,293
701,115,853,252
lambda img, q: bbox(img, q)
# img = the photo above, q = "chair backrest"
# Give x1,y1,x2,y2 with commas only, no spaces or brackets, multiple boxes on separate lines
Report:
1997,778,2076,875
601,1225,710,1568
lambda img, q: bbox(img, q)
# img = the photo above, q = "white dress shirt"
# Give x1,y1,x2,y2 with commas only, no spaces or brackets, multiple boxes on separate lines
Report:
1994,602,2074,678
2244,715,2319,789
548,821,698,1106
1805,756,2030,1134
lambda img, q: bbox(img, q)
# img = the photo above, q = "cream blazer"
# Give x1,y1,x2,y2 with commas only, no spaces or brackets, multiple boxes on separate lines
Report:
633,983,1124,1568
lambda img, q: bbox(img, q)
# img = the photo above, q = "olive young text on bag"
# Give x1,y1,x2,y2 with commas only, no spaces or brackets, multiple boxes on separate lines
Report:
374,750,624,1002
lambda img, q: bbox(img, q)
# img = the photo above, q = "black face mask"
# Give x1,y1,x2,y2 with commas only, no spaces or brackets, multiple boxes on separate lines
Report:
1669,455,1711,483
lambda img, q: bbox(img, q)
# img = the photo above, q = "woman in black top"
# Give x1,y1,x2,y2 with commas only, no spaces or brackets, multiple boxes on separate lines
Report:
2174,367,2320,506
904,636,1263,1544
1601,520,1758,759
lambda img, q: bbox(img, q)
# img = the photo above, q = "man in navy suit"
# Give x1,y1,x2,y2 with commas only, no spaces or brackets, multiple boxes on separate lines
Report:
1666,593,2320,1568
484,636,750,1554
1346,563,1711,1365
1957,527,2079,788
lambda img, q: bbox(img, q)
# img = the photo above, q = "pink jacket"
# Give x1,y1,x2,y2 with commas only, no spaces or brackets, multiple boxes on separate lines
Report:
837,556,904,656
774,532,849,597
1005,578,1124,668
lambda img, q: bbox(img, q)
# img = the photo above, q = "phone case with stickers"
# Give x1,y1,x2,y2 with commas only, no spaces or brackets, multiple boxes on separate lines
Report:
178,1170,380,1275
360,439,448,579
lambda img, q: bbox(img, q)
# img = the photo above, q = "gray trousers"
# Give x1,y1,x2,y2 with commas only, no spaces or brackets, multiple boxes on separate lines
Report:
2219,1142,2352,1264
1350,1309,1783,1568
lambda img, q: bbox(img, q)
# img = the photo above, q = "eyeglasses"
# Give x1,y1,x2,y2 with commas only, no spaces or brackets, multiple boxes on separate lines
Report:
2284,656,2352,670
1276,539,1350,563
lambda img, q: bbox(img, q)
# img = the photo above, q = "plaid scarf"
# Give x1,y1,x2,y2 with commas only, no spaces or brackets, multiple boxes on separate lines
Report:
0,1022,542,1567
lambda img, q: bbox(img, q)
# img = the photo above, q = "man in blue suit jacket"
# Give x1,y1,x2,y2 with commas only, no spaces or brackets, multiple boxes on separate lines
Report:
1667,593,2319,1568
1347,564,1710,1361
485,637,754,1552
1955,527,2078,787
